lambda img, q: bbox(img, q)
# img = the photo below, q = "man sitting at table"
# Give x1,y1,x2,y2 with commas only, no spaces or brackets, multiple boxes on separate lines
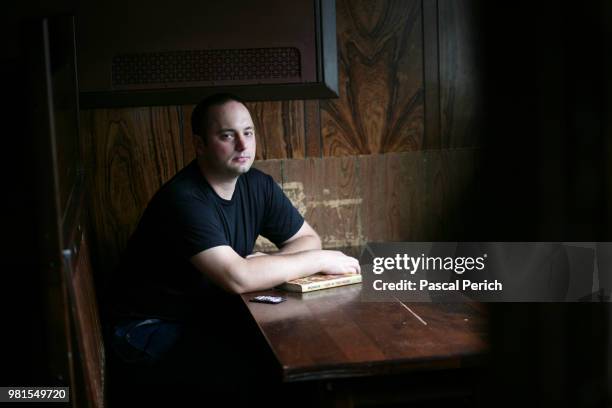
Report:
108,93,360,391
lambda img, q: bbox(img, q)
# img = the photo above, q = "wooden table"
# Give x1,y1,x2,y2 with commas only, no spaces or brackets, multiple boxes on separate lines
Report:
240,283,489,406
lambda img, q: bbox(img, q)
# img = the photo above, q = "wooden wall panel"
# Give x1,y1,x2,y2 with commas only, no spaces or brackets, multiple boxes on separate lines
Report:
252,160,284,251
422,0,441,149
438,0,483,148
180,104,197,162
81,107,184,274
252,159,282,183
304,100,322,157
69,233,105,408
423,148,479,240
321,0,424,156
252,149,480,249
245,100,306,160
423,150,452,240
283,157,362,248
358,152,426,242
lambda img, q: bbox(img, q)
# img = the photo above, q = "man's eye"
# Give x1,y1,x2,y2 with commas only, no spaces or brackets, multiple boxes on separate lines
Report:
221,133,234,139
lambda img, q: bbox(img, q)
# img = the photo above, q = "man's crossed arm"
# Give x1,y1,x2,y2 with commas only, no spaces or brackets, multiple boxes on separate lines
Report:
189,221,361,294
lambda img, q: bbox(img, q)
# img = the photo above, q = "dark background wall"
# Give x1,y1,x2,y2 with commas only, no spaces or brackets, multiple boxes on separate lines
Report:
477,1,610,243
476,2,611,406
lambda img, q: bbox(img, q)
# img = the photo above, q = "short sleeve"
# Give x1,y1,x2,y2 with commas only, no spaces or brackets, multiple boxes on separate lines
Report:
259,175,304,246
163,194,229,259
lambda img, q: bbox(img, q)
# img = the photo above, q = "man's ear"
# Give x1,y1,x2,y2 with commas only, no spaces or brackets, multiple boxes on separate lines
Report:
193,134,206,156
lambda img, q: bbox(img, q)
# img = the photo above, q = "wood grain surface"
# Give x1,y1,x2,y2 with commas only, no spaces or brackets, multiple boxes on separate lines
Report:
246,100,306,160
283,156,361,248
69,233,105,408
241,284,488,382
81,107,186,275
422,0,441,149
358,152,425,242
321,0,424,156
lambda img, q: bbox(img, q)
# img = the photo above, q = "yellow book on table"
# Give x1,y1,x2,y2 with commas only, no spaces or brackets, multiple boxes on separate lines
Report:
280,273,362,293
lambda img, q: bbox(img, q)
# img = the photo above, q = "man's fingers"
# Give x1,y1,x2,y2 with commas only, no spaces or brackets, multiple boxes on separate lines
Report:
317,250,362,275
347,255,361,274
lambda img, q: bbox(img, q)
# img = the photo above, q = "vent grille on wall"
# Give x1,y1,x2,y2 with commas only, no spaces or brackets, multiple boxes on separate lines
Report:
77,0,338,107
111,47,301,87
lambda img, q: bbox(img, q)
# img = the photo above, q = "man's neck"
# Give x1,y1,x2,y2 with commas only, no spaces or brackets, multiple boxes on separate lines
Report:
196,158,239,200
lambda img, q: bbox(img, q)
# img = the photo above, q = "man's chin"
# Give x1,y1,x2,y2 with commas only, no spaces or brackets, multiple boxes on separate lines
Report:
228,163,252,175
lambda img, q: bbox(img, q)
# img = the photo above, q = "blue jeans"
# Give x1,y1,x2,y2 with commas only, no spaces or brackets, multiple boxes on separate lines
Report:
111,318,182,366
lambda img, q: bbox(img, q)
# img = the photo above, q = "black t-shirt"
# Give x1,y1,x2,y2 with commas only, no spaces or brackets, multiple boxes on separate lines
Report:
113,160,304,321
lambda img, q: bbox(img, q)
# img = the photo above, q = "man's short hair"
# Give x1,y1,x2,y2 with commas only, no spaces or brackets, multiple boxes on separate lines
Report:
191,93,246,139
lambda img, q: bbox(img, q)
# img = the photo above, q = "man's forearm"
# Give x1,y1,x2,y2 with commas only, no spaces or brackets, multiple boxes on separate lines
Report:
277,233,322,254
229,249,358,293
230,250,322,292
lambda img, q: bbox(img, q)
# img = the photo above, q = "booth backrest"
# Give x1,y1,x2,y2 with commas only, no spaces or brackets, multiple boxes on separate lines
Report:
63,221,105,408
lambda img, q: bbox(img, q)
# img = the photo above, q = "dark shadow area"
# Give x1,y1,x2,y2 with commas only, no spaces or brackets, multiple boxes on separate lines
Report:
469,1,611,407
474,0,608,242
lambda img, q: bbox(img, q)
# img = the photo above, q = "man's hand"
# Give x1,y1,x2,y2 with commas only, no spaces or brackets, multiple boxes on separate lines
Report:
317,250,361,275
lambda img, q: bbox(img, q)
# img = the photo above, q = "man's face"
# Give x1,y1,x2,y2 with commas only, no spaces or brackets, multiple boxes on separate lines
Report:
197,101,256,177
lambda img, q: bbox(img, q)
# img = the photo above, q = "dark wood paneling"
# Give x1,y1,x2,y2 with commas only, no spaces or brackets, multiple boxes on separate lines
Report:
41,276,74,388
321,0,424,156
253,150,477,249
180,104,197,163
304,99,322,157
252,159,284,252
283,157,362,248
422,0,441,149
245,100,306,160
252,159,283,182
358,152,426,242
438,0,482,148
423,150,452,240
423,148,480,240
81,107,184,274
67,232,105,408
23,16,77,387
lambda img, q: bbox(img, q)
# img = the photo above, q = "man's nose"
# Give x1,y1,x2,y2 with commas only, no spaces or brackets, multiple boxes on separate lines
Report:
235,134,247,151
